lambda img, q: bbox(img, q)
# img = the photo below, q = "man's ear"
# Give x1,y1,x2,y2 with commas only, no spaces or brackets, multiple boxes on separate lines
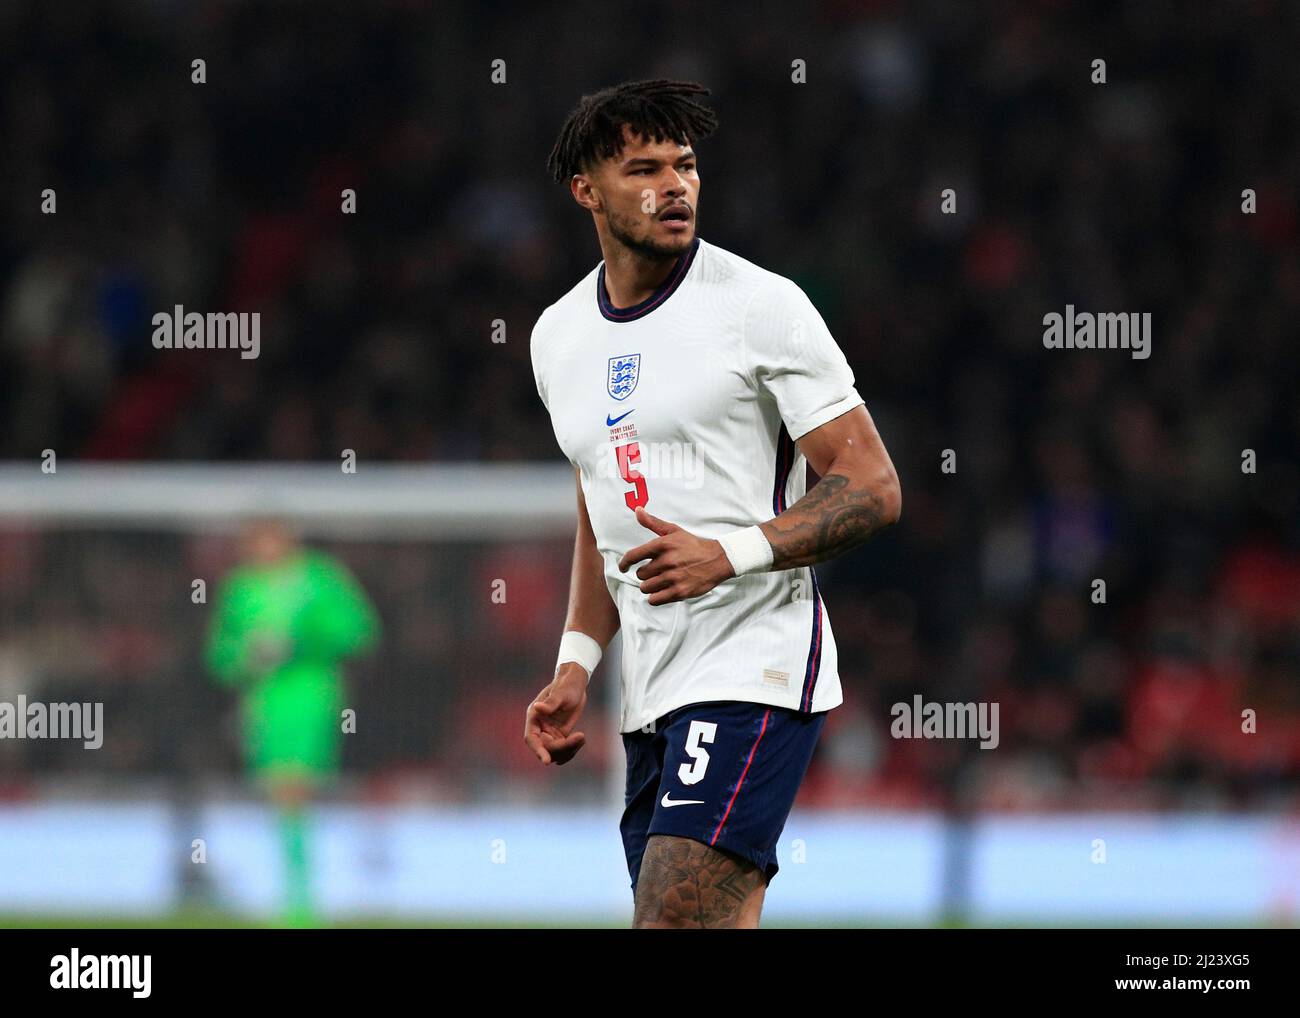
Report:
571,175,600,212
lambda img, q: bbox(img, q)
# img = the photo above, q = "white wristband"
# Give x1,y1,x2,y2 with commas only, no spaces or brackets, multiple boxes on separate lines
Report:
718,525,774,576
555,631,602,683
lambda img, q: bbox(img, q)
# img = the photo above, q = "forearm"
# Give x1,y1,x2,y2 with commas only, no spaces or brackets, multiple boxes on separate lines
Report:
564,522,620,647
758,460,900,571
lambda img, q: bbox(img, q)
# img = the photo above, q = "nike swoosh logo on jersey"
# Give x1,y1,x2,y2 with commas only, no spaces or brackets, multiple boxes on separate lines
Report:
606,409,635,426
660,792,705,808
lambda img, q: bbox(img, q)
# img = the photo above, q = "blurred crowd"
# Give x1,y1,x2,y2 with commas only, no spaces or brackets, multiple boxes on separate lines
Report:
1,1,1298,810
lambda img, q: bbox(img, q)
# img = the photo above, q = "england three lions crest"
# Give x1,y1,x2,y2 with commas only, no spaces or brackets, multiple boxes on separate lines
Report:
608,353,641,401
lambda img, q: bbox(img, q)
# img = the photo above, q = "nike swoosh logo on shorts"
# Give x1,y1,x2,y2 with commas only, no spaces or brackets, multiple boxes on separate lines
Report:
607,409,635,426
660,792,705,808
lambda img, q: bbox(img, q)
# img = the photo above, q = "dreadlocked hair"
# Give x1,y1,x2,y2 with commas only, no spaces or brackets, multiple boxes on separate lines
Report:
546,79,719,183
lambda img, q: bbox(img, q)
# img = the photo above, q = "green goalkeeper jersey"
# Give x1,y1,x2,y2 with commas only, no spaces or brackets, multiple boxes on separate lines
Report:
205,549,380,777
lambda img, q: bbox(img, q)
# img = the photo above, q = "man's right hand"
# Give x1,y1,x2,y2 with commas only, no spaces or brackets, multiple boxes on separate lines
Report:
524,664,589,765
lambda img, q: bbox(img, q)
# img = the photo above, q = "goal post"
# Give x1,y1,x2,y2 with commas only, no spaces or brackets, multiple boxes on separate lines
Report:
0,461,578,538
0,460,624,808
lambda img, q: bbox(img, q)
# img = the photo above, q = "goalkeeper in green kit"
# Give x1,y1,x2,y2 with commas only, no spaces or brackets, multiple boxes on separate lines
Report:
205,518,380,927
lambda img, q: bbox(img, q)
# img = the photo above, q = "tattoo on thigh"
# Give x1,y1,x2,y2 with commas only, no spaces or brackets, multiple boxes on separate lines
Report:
633,835,765,928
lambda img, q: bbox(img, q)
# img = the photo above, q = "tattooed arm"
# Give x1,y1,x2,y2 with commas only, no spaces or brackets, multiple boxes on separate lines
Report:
759,403,901,570
618,404,900,605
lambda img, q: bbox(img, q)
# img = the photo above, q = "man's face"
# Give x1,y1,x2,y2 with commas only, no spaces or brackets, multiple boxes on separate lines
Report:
241,519,296,564
576,123,700,259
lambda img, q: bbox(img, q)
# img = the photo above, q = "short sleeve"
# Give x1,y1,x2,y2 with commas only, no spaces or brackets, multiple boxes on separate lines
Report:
530,310,576,465
529,313,551,413
744,278,865,442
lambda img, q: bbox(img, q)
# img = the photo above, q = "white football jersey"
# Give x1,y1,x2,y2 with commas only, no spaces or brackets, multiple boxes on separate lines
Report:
531,237,865,733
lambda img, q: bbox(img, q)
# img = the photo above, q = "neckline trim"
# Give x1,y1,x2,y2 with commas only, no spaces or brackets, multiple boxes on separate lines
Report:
596,236,701,323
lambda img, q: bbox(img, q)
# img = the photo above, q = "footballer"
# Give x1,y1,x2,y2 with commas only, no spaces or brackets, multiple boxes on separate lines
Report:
206,518,380,926
524,80,901,928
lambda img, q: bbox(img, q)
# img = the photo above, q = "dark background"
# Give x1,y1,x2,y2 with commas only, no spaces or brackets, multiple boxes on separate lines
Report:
0,0,1297,811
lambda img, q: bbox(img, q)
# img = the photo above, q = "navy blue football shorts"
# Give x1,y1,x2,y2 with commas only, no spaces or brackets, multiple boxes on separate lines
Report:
619,699,827,891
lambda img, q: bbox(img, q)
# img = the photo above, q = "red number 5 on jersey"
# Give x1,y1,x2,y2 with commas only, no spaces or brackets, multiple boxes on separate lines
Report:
616,441,649,511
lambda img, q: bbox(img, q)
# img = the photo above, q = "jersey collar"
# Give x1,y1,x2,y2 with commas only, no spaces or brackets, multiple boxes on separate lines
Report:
596,236,701,323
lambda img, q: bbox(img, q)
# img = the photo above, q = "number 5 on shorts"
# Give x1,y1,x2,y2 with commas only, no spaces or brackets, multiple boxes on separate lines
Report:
677,720,717,785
